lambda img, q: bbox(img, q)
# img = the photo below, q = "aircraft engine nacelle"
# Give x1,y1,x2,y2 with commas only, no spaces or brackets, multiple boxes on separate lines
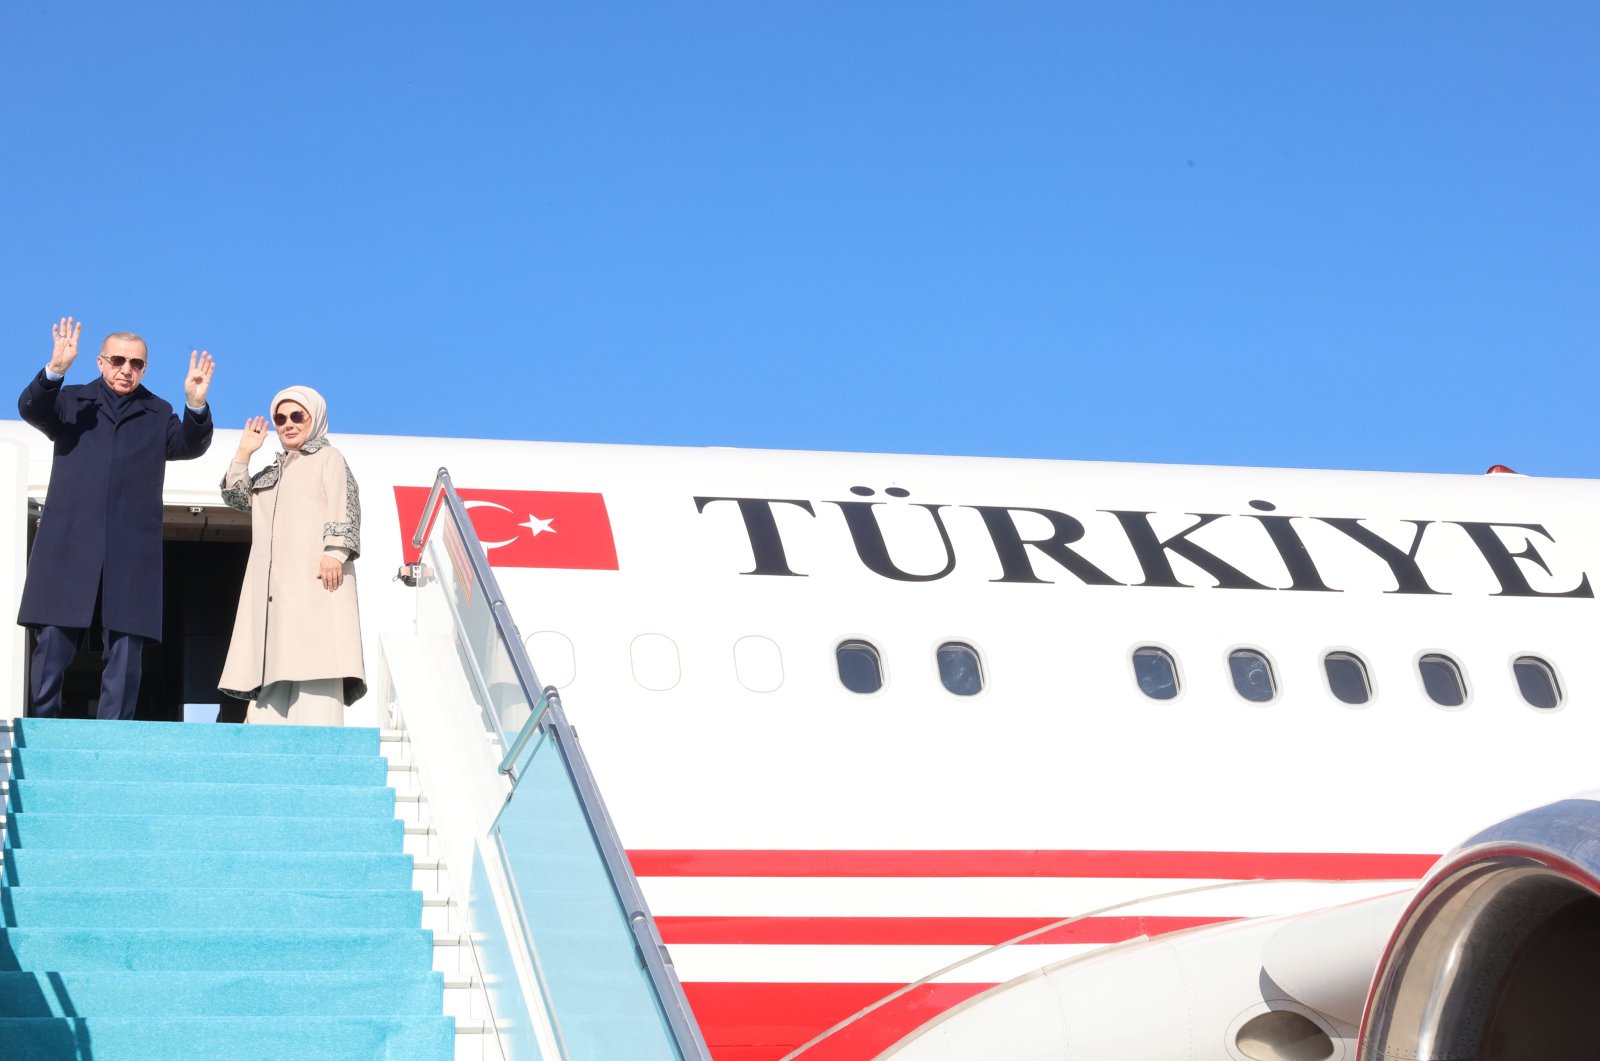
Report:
884,795,1600,1061
881,890,1410,1061
1358,794,1600,1061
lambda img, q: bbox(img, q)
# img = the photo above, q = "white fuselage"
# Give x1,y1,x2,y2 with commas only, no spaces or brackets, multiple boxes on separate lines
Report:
4,419,1595,1056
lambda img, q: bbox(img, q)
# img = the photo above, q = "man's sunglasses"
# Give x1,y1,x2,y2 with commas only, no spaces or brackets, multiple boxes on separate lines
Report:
273,411,310,426
101,355,147,372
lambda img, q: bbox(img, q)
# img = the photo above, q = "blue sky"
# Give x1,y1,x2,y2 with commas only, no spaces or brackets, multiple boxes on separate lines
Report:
3,4,1596,475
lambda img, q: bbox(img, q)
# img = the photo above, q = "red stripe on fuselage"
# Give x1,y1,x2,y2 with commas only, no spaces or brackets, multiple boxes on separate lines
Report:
631,848,1438,879
654,852,1435,1058
658,914,1233,946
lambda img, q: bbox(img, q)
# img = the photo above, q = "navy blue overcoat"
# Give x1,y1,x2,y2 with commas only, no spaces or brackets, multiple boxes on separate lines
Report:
16,370,213,641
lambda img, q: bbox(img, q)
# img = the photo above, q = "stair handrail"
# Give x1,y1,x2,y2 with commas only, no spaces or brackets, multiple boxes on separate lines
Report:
410,467,712,1061
410,472,546,769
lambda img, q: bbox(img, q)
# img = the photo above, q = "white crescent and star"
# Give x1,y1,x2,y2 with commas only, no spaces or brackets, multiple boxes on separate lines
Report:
460,499,556,550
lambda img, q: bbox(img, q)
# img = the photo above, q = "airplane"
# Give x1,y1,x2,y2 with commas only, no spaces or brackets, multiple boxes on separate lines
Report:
1,415,1596,1061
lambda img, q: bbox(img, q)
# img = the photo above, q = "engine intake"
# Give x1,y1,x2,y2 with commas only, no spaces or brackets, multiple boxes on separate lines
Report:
1359,796,1600,1060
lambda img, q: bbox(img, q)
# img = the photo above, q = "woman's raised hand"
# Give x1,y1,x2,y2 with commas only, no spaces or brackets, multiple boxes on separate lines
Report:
236,416,269,458
49,317,81,375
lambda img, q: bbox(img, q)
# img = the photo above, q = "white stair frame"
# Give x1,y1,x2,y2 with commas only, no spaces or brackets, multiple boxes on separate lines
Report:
378,632,567,1061
382,725,512,1061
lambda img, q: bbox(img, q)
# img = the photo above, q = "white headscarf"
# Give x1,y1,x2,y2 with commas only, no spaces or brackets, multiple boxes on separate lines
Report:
271,385,330,454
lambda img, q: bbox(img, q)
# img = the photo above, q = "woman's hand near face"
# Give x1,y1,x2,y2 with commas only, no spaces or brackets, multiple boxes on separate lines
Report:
236,417,268,459
318,554,344,592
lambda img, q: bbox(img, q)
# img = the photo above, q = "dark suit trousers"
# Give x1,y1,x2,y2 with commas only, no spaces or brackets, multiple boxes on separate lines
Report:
30,626,146,720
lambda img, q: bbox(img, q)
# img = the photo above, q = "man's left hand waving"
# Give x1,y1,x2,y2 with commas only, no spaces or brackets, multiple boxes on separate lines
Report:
184,350,215,408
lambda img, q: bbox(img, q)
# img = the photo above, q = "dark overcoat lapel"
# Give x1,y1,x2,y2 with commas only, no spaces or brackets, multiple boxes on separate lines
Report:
16,370,213,641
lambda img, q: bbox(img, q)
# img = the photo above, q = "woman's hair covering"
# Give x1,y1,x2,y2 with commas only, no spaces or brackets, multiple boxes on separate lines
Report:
272,385,329,445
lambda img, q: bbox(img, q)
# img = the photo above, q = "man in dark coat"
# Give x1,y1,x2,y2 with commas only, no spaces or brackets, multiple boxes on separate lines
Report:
17,316,216,718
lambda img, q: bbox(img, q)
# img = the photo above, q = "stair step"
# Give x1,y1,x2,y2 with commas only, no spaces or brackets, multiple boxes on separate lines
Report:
443,982,489,1025
11,717,380,756
0,838,445,917
431,934,472,978
0,970,445,1017
3,886,423,929
395,789,430,822
5,747,389,786
0,927,437,970
8,779,395,818
4,849,415,889
0,1015,454,1060
4,812,405,852
405,826,440,860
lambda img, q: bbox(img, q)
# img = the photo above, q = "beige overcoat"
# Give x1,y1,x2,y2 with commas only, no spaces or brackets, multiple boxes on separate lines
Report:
218,439,366,705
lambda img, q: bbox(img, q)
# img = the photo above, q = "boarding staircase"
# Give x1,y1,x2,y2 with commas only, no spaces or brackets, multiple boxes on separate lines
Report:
0,467,710,1061
0,715,500,1060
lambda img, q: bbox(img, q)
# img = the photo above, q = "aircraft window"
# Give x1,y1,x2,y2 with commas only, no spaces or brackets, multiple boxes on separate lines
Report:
1229,649,1277,703
734,636,784,693
1513,656,1561,710
630,633,681,692
936,642,983,696
1419,654,1466,707
1323,652,1371,706
1132,647,1179,701
836,640,883,694
524,630,575,688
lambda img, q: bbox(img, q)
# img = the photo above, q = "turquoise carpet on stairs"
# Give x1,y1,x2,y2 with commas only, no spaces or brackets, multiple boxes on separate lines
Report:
1,717,454,1061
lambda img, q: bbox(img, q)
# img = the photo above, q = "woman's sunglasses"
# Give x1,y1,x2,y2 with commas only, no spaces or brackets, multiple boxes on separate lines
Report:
273,411,309,426
102,355,147,371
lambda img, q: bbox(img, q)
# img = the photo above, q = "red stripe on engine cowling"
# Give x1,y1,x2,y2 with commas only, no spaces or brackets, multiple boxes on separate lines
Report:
684,981,993,1061
658,913,1234,946
630,848,1439,880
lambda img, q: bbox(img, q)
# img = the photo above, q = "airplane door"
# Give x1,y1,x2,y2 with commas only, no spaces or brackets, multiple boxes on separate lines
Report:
0,440,28,720
154,510,251,722
13,499,250,722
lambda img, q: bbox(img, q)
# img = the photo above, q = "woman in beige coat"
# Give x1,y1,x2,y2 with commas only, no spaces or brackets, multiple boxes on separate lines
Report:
219,386,365,724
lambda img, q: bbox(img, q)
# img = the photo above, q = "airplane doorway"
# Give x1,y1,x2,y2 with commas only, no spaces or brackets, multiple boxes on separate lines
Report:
24,504,252,721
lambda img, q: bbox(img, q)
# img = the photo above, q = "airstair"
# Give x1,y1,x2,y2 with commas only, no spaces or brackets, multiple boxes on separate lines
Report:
0,468,709,1061
0,716,465,1059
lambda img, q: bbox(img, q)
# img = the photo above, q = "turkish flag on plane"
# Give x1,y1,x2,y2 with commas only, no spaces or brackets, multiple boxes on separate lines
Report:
394,486,619,570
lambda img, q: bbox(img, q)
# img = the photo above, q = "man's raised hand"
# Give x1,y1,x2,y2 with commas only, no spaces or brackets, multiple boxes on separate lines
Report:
48,317,81,375
184,350,215,408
